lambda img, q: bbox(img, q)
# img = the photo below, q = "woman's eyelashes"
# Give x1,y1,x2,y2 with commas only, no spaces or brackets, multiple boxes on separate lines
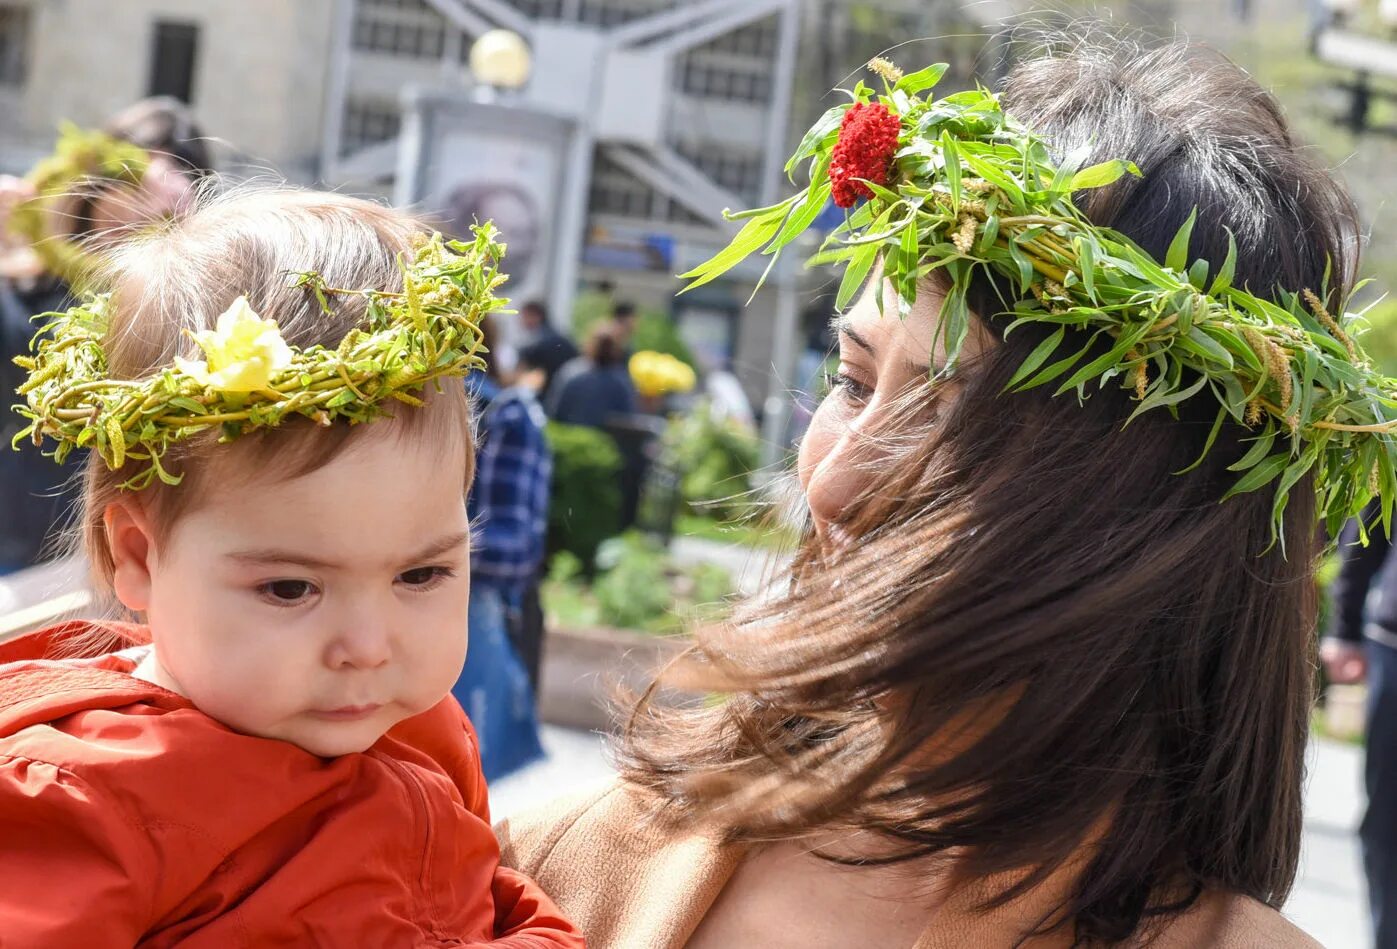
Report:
825,369,874,403
253,566,457,607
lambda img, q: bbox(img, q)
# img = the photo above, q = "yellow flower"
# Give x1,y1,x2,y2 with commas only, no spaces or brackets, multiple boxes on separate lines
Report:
629,350,697,398
174,296,294,392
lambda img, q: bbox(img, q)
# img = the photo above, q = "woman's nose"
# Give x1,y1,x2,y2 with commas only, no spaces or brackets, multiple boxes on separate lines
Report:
805,426,879,529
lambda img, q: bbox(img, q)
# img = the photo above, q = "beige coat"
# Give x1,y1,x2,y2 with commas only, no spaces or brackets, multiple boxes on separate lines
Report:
497,781,1323,949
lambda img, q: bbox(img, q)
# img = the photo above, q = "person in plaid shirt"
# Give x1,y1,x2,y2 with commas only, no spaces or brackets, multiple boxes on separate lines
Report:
452,325,553,780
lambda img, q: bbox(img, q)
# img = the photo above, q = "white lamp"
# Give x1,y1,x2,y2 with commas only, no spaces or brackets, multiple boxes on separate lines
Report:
1321,0,1362,17
469,29,533,91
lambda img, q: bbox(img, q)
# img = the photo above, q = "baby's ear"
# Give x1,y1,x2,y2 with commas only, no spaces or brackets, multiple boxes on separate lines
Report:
104,501,154,613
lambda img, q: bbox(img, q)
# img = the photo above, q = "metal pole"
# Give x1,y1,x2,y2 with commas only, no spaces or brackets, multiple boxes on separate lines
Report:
760,0,800,205
757,1,803,470
318,0,357,183
760,254,800,471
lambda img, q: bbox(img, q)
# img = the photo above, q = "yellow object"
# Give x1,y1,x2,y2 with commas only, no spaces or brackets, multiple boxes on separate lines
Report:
629,350,696,398
173,296,295,393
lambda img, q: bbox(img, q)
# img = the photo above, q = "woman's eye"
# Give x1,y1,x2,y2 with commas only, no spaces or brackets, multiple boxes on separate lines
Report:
257,579,318,605
823,370,873,403
397,566,454,590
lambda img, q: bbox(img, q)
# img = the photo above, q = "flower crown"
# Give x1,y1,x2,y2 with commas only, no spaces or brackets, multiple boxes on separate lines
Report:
680,58,1397,546
8,123,151,285
12,226,504,490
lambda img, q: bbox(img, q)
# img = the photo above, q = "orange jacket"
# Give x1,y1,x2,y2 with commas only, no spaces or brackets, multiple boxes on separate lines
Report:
0,622,584,948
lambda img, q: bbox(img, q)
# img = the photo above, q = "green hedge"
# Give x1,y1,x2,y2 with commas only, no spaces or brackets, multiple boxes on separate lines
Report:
545,422,623,572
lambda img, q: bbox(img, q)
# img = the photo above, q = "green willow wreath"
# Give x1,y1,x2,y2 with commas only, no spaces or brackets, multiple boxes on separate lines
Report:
12,226,504,490
680,58,1397,545
8,123,151,286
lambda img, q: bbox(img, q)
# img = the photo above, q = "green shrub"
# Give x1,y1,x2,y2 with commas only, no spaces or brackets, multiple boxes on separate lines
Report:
1357,297,1397,376
656,402,761,521
541,530,736,633
592,533,673,629
545,422,623,571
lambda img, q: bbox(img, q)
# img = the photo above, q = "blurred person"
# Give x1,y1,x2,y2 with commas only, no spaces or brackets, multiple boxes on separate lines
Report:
0,98,213,574
516,298,578,396
547,321,636,427
451,316,550,780
1323,508,1397,948
611,300,638,350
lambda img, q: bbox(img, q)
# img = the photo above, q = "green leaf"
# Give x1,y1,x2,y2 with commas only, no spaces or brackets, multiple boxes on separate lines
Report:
1210,230,1238,294
168,397,207,415
941,131,961,213
1068,159,1140,192
1188,258,1210,291
1179,327,1234,368
895,63,948,95
1227,429,1277,472
678,197,795,292
1076,238,1096,300
1125,371,1210,424
1004,326,1066,390
785,105,845,178
1015,331,1102,391
1006,240,1034,293
1174,406,1228,474
1222,452,1289,500
977,214,1000,256
835,243,879,310
767,179,833,255
1165,207,1197,274
1054,322,1152,395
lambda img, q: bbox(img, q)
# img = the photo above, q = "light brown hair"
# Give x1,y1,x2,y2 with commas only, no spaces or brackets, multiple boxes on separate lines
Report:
78,187,475,594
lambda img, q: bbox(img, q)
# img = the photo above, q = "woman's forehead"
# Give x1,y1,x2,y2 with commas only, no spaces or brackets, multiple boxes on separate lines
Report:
837,278,946,357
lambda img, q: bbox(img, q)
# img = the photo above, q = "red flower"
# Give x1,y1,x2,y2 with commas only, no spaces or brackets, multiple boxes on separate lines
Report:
829,102,901,208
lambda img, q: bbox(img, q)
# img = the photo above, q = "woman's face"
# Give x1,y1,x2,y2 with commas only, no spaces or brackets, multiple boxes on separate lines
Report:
88,153,196,239
798,278,990,549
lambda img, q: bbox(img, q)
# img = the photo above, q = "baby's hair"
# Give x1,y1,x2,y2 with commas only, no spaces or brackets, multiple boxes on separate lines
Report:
75,184,476,595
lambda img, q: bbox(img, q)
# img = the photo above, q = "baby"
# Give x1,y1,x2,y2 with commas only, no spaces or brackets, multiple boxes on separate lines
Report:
0,188,583,946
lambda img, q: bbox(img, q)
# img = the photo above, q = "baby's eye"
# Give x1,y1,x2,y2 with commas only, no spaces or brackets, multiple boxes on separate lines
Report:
397,566,455,590
257,579,319,606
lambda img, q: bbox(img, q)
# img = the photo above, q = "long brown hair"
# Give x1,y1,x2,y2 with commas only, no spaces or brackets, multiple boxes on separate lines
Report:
619,38,1358,944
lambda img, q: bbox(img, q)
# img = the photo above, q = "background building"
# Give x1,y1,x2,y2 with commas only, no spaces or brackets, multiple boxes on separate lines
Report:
4,0,1397,402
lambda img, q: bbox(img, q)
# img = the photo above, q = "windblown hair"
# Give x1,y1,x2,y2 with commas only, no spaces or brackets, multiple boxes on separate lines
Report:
77,187,475,593
618,38,1358,945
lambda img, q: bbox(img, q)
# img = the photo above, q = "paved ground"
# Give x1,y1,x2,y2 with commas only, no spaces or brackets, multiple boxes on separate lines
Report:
1291,737,1369,948
493,728,1371,948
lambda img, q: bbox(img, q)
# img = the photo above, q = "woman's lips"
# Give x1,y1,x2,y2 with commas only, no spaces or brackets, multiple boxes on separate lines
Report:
308,704,382,721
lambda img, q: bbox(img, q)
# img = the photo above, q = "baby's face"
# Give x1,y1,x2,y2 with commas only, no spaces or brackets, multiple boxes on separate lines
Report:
134,429,471,757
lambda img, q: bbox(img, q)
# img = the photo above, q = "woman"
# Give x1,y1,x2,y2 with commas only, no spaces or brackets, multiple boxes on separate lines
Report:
498,40,1351,947
547,321,636,427
1,97,212,572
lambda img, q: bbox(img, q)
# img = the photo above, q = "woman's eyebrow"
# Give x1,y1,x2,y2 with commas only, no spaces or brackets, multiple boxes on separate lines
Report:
831,316,875,355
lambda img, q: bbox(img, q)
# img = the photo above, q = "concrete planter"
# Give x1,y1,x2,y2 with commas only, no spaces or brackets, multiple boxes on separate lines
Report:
536,624,688,732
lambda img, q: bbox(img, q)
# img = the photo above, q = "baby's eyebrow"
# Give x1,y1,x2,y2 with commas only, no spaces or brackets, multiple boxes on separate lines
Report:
225,531,470,571
226,548,338,570
406,530,472,564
